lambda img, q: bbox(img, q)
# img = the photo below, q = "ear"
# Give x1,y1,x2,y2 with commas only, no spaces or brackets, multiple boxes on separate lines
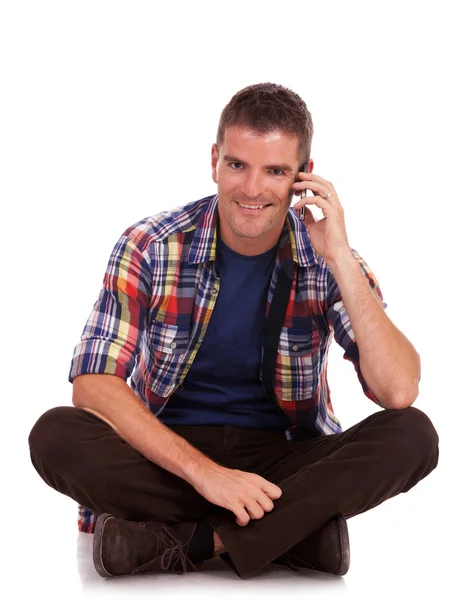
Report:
211,144,219,184
308,158,314,173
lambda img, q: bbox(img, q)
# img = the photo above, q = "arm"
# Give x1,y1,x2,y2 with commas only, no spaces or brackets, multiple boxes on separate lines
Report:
72,373,218,485
328,248,420,409
293,171,420,410
73,374,282,525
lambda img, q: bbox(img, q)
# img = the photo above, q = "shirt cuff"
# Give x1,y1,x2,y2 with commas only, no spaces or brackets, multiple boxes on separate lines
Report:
68,338,133,383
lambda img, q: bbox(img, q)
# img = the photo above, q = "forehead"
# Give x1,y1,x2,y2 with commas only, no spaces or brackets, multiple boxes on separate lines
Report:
222,126,300,164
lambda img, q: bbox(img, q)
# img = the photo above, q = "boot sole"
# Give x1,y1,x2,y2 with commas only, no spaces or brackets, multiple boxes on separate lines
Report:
93,513,115,578
335,516,350,576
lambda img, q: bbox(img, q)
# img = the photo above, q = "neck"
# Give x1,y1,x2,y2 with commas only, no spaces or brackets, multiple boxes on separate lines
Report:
218,220,283,257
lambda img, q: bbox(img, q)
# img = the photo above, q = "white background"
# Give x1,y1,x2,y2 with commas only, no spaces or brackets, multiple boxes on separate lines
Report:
1,1,456,598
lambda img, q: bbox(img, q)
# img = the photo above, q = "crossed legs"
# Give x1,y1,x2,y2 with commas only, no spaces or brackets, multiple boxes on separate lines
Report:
29,405,439,579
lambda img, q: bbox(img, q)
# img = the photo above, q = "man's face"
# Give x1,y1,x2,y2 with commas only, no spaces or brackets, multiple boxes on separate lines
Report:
211,125,312,255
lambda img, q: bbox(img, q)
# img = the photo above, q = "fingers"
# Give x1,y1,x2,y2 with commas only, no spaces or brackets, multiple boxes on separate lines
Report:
296,171,336,189
293,180,334,200
294,192,339,221
262,480,283,499
292,173,337,205
232,498,264,526
243,480,281,519
233,506,251,527
233,497,273,526
300,194,332,214
245,500,267,520
255,495,275,514
232,484,282,526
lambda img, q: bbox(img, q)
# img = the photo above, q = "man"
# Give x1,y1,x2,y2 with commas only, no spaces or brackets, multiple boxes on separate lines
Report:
29,82,439,580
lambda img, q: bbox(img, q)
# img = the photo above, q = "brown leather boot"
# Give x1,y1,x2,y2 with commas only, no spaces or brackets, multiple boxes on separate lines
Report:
273,516,350,575
93,513,205,577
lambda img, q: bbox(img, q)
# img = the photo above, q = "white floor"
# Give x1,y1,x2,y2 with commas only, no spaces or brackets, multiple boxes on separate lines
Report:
9,440,454,600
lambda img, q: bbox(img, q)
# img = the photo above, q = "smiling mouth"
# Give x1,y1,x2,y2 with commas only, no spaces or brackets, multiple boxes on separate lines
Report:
235,201,272,211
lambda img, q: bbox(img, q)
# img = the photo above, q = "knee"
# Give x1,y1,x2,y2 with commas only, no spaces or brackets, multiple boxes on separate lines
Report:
386,406,439,470
28,406,77,468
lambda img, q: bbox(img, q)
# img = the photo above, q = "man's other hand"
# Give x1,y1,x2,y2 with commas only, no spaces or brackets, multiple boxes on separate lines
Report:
192,465,282,526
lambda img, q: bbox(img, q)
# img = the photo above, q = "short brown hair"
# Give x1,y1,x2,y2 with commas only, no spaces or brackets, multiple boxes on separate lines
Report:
216,82,314,167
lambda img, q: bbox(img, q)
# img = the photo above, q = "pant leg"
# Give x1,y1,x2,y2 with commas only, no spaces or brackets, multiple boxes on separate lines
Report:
28,406,227,524
207,406,439,579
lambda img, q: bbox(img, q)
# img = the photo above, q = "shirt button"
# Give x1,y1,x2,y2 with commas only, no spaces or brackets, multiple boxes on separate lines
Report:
198,337,204,344
292,344,299,352
169,341,177,349
211,287,218,295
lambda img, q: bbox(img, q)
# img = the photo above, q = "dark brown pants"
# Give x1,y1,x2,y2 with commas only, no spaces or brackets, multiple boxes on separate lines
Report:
28,405,439,579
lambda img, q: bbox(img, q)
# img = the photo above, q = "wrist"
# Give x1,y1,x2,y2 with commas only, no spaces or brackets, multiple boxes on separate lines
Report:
327,246,354,273
184,455,223,487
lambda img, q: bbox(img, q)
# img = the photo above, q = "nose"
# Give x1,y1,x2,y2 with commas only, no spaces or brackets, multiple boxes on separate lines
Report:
241,170,265,200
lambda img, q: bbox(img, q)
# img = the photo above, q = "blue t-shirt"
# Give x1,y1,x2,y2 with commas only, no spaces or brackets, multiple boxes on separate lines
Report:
159,236,291,430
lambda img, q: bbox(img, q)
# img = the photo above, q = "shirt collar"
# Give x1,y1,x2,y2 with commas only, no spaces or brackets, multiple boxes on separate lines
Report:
187,194,318,268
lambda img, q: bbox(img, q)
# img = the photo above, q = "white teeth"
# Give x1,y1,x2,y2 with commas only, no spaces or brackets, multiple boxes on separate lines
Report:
239,203,264,210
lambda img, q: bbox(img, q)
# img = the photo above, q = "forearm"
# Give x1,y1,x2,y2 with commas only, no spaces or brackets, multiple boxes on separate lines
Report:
72,374,219,485
327,249,420,409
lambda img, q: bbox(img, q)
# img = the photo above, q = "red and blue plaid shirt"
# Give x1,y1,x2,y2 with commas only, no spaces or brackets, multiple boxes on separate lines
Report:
69,193,387,532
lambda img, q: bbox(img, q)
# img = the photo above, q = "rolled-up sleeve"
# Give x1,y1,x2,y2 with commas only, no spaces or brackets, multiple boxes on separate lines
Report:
325,248,387,405
68,233,152,383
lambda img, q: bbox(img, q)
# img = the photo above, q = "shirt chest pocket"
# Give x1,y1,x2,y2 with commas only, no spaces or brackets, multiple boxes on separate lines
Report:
145,321,191,397
274,326,320,401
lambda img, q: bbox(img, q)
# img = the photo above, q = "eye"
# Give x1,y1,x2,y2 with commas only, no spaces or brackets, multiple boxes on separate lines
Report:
270,168,283,176
229,162,243,170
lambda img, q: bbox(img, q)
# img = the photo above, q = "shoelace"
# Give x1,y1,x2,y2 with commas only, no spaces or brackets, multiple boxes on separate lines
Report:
133,524,194,574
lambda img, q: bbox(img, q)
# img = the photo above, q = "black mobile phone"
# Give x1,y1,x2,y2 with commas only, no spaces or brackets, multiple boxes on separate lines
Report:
298,161,308,221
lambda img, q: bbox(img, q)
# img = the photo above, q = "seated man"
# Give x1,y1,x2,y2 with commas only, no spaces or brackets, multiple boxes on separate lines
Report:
28,82,438,580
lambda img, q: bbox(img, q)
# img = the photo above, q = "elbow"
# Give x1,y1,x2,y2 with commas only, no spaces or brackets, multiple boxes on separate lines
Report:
71,377,110,430
70,374,125,434
72,379,82,408
381,385,419,410
371,352,421,410
72,374,97,409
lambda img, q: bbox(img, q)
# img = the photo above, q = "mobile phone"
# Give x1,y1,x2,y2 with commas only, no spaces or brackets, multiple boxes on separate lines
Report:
298,161,308,221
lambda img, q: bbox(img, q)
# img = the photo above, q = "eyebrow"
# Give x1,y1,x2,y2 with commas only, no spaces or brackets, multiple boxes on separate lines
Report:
222,154,294,173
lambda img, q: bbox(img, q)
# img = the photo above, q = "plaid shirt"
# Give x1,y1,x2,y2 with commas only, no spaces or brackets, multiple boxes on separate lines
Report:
69,193,387,532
